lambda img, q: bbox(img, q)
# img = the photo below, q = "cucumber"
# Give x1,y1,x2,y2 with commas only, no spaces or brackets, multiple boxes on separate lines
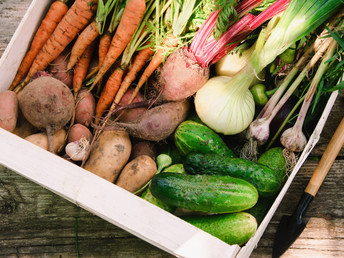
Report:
150,173,258,213
258,147,287,183
141,188,175,213
141,163,185,212
182,212,257,246
183,153,282,197
247,196,275,225
162,163,186,174
174,120,235,157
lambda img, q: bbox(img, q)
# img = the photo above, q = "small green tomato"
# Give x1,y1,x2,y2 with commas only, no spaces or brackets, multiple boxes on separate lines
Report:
250,84,268,106
279,43,296,64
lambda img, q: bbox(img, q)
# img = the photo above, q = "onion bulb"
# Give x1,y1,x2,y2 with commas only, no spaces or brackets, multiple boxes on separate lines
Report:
195,75,255,135
215,45,255,77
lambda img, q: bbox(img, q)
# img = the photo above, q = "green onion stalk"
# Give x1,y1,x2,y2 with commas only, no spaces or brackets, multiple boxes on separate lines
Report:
195,0,344,137
280,37,338,152
247,9,344,156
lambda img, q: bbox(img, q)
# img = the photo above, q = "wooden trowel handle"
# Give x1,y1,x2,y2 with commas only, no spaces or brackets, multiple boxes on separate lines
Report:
305,117,344,196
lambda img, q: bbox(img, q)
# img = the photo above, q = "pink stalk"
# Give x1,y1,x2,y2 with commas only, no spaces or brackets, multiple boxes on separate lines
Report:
249,0,290,30
199,14,256,67
189,0,290,68
236,0,264,17
189,11,219,59
212,0,291,64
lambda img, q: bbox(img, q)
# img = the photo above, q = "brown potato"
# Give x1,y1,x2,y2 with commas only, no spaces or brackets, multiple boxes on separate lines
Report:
24,129,67,154
12,110,38,138
84,130,131,183
130,140,157,161
116,155,157,193
0,90,18,132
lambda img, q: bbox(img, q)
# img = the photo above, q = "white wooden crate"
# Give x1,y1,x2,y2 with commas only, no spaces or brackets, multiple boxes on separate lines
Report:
0,1,339,257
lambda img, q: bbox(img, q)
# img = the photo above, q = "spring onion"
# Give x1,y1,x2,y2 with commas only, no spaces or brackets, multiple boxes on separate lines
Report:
195,0,344,135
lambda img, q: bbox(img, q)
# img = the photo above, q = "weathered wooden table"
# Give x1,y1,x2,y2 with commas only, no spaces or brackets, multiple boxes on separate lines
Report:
1,1,343,257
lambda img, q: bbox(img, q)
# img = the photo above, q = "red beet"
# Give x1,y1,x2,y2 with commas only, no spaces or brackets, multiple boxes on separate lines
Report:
158,47,209,101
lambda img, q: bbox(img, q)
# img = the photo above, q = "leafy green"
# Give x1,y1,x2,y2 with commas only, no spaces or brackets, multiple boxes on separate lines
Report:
213,0,238,40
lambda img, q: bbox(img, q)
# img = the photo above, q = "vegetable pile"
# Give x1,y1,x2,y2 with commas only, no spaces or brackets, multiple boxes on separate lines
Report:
2,0,344,247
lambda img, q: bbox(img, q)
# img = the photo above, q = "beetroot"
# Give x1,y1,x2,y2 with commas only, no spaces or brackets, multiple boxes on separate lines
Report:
108,99,190,141
18,76,75,152
118,88,146,123
158,48,209,101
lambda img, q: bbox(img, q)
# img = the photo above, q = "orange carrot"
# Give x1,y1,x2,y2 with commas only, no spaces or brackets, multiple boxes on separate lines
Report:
9,0,69,90
114,45,154,104
73,40,96,94
127,33,178,104
15,0,97,93
91,0,146,88
95,66,125,122
85,30,112,81
98,31,113,70
67,20,100,70
95,31,112,93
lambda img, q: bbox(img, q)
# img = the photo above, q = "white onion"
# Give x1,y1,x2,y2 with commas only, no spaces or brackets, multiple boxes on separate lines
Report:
215,46,254,77
195,75,255,135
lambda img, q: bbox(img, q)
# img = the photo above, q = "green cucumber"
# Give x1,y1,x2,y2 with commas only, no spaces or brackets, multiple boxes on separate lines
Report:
150,173,258,213
162,163,186,174
182,212,257,246
141,188,175,213
174,120,235,157
141,161,186,212
183,153,282,197
247,196,275,225
258,147,287,183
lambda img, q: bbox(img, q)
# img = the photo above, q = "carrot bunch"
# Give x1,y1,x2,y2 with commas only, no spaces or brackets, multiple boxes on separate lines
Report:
12,0,98,93
9,0,212,127
94,0,158,121
9,0,70,91
67,0,118,71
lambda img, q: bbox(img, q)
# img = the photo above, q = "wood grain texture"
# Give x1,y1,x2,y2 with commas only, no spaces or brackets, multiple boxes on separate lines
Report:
0,0,344,257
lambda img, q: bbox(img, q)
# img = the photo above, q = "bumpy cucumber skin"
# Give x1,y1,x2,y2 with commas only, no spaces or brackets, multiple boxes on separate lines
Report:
182,212,257,246
184,153,282,197
258,147,287,183
247,196,275,225
174,120,235,157
141,188,175,213
150,173,258,213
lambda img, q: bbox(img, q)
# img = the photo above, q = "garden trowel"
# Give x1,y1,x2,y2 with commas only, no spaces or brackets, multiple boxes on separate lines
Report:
272,117,344,258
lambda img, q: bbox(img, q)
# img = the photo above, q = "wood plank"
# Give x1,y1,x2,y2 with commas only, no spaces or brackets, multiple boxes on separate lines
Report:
0,166,171,257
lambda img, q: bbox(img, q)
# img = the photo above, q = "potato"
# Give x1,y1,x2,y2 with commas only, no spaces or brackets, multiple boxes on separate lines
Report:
12,110,38,138
67,123,93,143
116,155,157,193
0,90,18,132
75,89,95,126
130,140,157,160
84,130,131,183
25,129,67,153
